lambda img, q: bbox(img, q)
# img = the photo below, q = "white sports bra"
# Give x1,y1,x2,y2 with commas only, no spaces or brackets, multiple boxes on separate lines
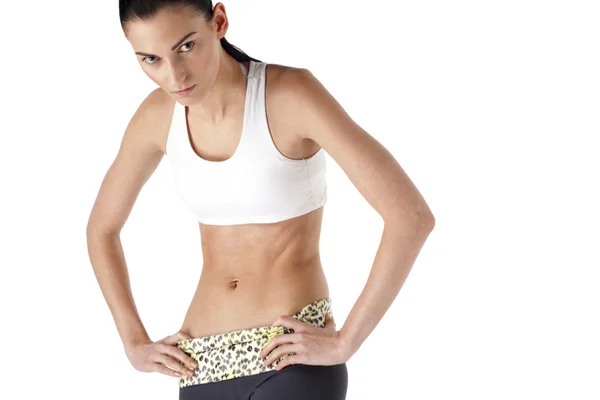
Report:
165,60,328,226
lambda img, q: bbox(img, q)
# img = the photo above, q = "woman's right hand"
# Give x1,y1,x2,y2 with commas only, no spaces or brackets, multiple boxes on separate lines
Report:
125,331,198,378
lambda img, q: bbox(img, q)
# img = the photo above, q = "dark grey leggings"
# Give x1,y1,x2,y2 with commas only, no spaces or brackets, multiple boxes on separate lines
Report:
179,363,348,400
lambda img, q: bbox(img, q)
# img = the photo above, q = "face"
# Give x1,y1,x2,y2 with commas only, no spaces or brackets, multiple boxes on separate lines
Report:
125,4,229,104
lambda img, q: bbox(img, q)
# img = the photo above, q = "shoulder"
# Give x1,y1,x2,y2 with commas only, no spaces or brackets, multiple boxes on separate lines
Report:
263,63,322,141
264,63,314,103
263,64,328,125
127,87,176,155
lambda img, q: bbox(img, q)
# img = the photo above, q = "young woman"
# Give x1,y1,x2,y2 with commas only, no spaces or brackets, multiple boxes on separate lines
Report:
86,1,435,399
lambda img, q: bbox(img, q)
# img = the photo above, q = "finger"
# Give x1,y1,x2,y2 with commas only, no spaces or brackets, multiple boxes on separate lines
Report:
153,353,196,377
273,315,311,333
162,331,193,346
325,314,336,329
177,330,194,341
156,343,198,370
259,332,301,358
263,343,302,367
274,354,304,370
158,335,175,345
152,362,186,378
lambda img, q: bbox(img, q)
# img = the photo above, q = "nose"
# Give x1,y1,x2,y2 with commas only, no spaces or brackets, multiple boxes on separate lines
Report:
165,59,187,89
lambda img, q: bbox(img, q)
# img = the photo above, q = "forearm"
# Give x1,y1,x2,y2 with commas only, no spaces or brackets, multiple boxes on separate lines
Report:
338,217,434,358
86,230,151,350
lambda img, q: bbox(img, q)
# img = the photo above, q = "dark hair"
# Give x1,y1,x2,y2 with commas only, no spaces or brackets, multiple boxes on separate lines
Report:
119,0,262,63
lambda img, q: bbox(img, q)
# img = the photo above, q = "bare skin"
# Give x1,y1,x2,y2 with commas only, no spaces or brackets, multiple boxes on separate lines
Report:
88,0,434,381
142,57,331,339
180,61,332,334
90,3,328,344
130,8,330,338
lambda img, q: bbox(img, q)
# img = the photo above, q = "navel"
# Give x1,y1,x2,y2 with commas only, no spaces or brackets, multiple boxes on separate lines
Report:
227,279,239,290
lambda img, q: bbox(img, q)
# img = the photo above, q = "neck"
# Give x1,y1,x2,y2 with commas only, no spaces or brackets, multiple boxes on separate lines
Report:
188,53,247,124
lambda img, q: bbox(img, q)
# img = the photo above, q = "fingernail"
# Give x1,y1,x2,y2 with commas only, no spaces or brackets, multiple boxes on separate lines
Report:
187,370,194,376
191,362,198,368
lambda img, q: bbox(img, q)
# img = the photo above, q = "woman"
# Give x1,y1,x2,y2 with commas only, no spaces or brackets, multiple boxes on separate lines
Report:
86,1,435,399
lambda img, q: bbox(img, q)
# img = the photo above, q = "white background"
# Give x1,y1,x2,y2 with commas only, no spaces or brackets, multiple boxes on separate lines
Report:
1,0,599,398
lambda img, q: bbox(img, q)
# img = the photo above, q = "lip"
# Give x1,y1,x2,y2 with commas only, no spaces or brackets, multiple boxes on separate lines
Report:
175,84,196,95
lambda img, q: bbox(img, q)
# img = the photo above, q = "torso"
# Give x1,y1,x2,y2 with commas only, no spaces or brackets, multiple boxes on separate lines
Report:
156,61,330,338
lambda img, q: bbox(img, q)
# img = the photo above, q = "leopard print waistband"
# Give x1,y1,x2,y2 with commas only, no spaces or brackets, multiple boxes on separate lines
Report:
176,297,332,388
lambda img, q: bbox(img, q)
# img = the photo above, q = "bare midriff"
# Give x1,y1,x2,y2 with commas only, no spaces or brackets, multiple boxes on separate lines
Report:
178,206,330,338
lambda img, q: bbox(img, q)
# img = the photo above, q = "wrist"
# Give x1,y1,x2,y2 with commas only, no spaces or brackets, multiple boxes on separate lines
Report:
336,329,358,362
123,334,152,353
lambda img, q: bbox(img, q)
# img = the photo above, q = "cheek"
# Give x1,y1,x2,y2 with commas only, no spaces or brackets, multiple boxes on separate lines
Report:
190,48,212,69
187,54,214,85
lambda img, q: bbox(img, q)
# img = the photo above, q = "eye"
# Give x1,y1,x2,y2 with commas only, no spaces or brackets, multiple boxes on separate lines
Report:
141,41,194,65
180,41,195,52
142,56,158,65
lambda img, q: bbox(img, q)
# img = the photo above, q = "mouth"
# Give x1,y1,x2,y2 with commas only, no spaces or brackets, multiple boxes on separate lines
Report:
174,84,196,95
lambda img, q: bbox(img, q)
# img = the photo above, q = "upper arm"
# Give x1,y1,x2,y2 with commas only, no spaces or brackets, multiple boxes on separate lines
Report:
282,68,434,226
86,88,174,236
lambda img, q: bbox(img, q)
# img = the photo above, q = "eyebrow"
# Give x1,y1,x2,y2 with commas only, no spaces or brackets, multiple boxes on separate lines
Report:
135,31,197,57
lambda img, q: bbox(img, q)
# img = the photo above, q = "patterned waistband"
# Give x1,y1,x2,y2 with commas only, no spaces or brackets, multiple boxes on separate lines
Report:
176,297,332,388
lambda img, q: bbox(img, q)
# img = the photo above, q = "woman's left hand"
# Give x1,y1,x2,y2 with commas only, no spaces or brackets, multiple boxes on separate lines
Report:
258,313,348,370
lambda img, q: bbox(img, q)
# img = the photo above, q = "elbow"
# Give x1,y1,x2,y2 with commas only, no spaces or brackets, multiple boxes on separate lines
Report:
417,205,435,233
86,220,121,240
421,214,435,233
86,210,123,238
86,221,101,239
383,205,435,234
420,207,435,231
412,211,435,235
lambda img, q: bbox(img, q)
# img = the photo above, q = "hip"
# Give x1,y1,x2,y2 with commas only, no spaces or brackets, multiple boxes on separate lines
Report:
176,297,338,390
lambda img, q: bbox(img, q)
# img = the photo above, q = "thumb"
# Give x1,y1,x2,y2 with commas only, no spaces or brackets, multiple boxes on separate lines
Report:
325,313,336,327
176,330,194,341
163,330,194,345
